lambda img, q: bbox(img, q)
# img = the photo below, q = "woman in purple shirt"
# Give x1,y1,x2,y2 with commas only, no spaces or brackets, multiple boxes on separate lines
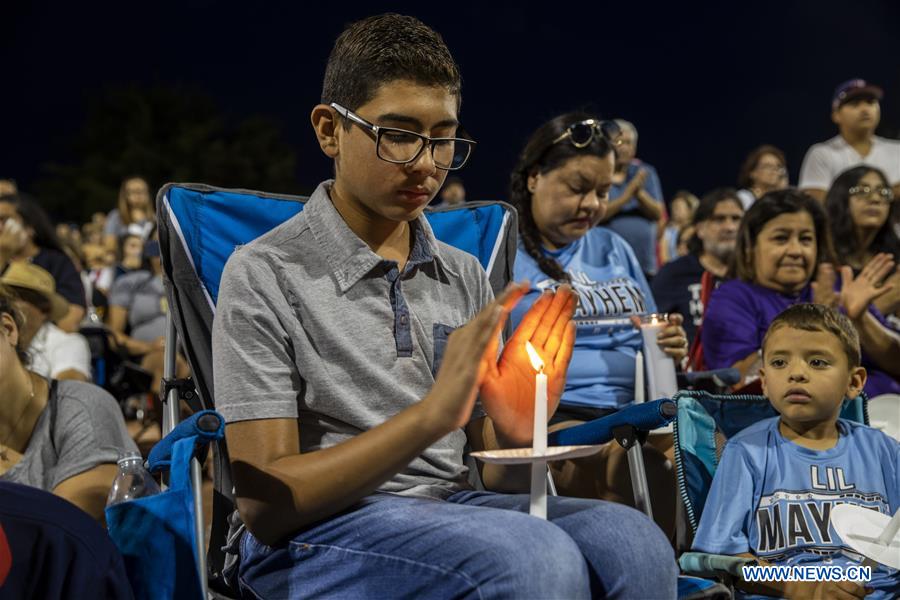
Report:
826,166,900,323
702,189,900,396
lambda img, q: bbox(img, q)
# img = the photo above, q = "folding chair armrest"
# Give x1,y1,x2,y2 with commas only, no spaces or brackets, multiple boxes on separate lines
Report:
148,410,225,473
548,399,676,446
678,551,757,578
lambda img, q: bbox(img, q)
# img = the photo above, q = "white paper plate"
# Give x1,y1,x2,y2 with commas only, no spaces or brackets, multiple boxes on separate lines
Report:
831,504,900,570
470,445,602,464
648,422,674,435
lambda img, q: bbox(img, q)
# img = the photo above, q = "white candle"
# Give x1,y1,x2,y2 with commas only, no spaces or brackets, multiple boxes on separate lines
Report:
525,341,548,455
525,341,548,519
533,371,548,455
638,314,678,401
634,350,645,404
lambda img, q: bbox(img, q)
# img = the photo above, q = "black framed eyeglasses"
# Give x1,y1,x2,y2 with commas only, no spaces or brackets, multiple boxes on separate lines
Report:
330,102,476,171
849,184,894,203
551,119,622,149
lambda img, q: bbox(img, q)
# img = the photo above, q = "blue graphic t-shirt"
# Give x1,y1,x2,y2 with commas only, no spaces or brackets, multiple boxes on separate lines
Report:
512,227,656,409
693,417,900,599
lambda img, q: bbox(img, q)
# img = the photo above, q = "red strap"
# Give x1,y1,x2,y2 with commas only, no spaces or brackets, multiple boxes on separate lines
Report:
687,270,717,372
0,523,11,587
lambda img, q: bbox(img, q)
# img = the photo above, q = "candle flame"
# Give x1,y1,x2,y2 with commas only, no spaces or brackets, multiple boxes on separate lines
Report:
525,341,545,373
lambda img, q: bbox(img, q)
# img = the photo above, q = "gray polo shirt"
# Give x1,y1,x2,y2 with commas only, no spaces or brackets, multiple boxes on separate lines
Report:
2,380,138,491
212,180,492,499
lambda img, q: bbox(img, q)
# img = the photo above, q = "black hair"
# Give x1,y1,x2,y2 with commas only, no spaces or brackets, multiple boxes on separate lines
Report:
737,145,787,189
0,194,65,254
321,14,461,119
686,187,743,255
825,166,900,266
731,189,834,281
764,304,860,369
509,112,616,283
117,233,151,271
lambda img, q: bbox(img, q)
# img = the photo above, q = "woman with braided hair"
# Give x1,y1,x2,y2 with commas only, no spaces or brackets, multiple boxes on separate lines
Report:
509,112,688,537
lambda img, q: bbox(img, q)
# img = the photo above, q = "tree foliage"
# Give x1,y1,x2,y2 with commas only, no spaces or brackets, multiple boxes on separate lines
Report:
35,84,299,222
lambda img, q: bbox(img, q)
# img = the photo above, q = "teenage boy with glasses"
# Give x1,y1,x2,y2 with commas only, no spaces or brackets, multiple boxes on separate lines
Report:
212,13,677,599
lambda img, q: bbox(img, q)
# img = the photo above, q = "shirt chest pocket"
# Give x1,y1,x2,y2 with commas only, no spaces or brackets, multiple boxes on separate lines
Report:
432,323,457,378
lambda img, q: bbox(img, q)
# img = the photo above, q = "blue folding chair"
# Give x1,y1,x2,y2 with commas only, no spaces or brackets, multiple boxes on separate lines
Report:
152,183,690,598
155,183,522,597
672,389,869,596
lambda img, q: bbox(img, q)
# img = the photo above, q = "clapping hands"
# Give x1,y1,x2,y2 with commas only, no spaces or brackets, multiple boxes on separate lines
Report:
812,254,896,320
840,253,896,320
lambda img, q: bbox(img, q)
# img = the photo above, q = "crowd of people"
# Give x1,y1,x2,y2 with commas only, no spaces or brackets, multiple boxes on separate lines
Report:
1,11,900,600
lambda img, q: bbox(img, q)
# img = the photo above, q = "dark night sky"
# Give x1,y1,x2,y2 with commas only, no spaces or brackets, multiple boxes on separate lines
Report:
4,0,899,208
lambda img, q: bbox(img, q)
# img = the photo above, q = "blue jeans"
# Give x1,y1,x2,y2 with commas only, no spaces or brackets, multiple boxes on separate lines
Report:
238,491,678,599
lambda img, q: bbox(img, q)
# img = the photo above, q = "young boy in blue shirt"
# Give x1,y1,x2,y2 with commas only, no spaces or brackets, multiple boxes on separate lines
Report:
693,304,900,599
212,13,677,599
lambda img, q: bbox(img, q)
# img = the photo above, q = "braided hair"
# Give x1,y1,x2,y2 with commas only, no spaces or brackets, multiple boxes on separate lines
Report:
509,112,616,283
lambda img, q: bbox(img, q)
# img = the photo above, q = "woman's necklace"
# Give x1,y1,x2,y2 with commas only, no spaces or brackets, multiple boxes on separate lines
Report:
0,373,36,463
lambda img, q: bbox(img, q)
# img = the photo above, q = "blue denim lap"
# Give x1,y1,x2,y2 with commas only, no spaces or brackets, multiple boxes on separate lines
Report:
238,491,678,599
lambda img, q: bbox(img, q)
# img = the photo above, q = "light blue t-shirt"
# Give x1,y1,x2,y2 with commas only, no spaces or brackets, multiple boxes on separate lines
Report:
512,227,656,410
693,417,900,599
606,160,664,276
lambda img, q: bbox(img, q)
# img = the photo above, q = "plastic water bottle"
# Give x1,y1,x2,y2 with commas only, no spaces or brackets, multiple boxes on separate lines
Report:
106,451,161,506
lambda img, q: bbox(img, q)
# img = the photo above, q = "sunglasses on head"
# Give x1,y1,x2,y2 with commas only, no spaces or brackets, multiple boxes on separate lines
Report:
551,119,622,149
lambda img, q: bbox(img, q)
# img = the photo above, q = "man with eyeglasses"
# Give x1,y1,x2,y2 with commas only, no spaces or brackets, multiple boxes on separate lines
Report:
799,79,900,202
652,188,744,347
599,119,665,280
211,12,676,600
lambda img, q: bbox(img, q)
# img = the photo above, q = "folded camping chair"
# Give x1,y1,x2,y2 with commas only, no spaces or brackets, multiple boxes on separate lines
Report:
672,389,869,595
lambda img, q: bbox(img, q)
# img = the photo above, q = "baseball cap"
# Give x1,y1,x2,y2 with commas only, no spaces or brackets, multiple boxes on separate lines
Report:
0,262,70,321
832,79,883,111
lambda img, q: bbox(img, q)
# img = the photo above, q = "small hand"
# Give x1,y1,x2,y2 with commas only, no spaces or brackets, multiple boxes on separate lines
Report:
425,284,526,432
840,253,895,320
629,313,688,360
632,169,648,189
657,313,688,360
811,262,839,308
0,220,27,256
625,171,647,198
